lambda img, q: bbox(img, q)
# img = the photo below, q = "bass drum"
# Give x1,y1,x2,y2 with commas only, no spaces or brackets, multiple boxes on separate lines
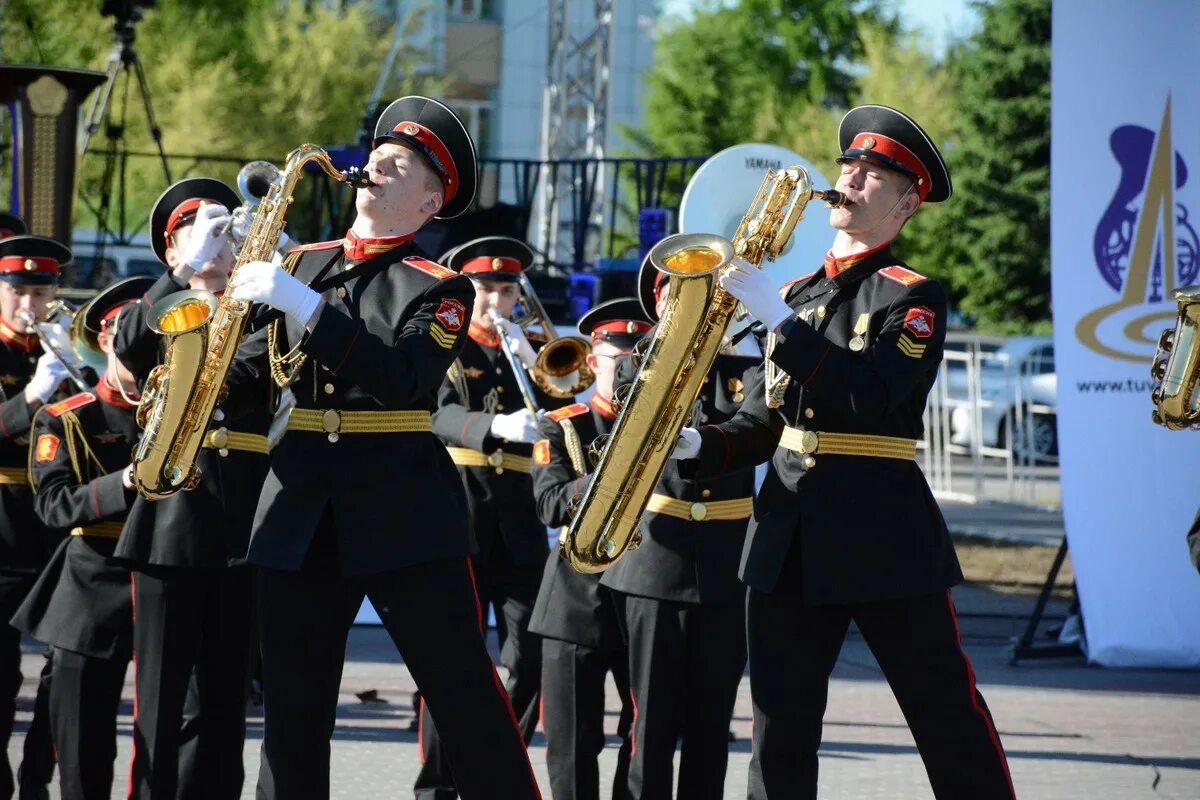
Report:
680,143,834,357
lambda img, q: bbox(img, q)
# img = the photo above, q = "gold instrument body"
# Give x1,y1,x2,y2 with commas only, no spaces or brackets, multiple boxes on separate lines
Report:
560,166,843,573
18,300,105,392
132,144,365,499
1150,285,1200,429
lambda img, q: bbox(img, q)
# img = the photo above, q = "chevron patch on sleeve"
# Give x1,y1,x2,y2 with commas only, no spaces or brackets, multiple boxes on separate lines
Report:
897,333,927,359
430,322,457,349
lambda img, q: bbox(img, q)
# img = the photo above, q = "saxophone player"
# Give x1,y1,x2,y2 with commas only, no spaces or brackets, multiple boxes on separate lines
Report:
11,277,151,800
670,105,1015,800
226,96,540,800
416,236,564,800
528,298,651,800
598,265,757,800
0,232,77,800
113,178,270,800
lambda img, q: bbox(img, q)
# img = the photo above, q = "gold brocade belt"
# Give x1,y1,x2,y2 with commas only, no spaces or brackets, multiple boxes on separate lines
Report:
445,446,532,475
202,428,270,455
646,493,754,522
779,426,918,461
0,467,27,485
286,409,432,443
70,520,125,539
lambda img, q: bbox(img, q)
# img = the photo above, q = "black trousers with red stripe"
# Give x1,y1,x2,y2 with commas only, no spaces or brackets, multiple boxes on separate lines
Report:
254,554,541,800
745,589,1016,800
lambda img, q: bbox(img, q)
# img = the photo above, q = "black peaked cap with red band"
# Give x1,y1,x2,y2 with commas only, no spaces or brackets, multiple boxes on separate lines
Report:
837,105,951,204
577,297,653,349
444,236,533,283
374,95,478,220
148,177,239,264
0,235,70,286
0,212,27,240
83,275,156,337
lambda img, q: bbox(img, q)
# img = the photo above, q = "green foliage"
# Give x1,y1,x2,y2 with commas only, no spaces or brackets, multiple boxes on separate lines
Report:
1,0,439,236
926,0,1052,331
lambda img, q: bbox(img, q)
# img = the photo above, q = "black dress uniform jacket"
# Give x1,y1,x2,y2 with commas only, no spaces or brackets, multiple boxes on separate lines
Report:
688,245,963,603
432,329,562,564
0,329,64,617
601,353,757,606
12,389,136,660
113,271,271,567
528,401,621,650
241,240,475,575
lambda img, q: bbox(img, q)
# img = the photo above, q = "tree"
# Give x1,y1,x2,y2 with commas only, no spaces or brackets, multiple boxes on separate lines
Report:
929,0,1051,331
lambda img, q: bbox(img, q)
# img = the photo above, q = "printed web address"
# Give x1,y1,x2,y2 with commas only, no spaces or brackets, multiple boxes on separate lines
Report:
1075,379,1157,393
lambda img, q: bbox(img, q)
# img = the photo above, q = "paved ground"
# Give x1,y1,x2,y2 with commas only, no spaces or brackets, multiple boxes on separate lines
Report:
7,580,1199,799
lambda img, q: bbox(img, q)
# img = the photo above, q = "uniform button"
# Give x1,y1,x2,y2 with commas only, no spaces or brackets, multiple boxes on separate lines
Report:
700,413,709,423
701,489,711,498
496,404,505,411
816,306,826,318
804,408,814,419
212,408,225,422
496,386,505,394
495,367,503,375
336,287,347,298
324,383,335,394
804,456,816,468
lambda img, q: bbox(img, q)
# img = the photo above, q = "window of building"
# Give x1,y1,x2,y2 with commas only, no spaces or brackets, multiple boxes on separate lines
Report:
448,99,493,157
446,0,495,20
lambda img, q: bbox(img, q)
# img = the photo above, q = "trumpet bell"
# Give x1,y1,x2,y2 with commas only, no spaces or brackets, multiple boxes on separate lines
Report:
534,336,594,398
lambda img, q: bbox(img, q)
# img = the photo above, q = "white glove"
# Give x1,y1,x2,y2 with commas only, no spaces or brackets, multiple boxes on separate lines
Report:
24,352,71,403
490,408,540,443
493,316,537,369
276,230,298,255
182,204,232,270
719,257,793,331
229,207,254,245
229,260,322,326
670,427,701,460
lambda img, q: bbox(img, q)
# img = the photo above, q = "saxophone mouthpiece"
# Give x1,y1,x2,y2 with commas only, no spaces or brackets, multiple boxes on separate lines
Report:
821,189,851,208
343,166,376,189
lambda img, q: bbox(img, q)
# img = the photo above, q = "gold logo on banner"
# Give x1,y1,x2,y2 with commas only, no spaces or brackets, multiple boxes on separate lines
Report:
1077,96,1186,362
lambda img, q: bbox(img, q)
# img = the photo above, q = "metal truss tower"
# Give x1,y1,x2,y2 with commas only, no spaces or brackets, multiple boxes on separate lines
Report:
537,0,613,268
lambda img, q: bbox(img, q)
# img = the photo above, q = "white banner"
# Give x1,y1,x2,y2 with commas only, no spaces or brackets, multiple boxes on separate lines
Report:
1052,0,1200,665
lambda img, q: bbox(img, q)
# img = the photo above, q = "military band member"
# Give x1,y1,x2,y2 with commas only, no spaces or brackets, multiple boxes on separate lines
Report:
11,278,151,799
417,236,561,799
599,267,756,800
226,96,540,800
529,298,651,800
113,178,269,800
671,105,1016,799
0,215,25,240
0,235,76,800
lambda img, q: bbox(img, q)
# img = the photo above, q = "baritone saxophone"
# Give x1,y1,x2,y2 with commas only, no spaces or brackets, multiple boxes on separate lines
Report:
559,165,845,573
132,145,372,499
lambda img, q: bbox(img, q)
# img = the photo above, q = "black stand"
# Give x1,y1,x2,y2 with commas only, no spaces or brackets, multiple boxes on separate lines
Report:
77,11,171,266
1008,537,1083,664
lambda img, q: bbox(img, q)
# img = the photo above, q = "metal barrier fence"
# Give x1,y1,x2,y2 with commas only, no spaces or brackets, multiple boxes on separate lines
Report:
921,334,1058,505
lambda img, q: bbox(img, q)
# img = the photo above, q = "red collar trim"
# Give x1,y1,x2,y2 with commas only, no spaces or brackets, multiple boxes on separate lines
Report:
590,394,617,420
823,240,892,279
97,374,138,409
468,321,500,348
343,230,414,262
0,319,36,352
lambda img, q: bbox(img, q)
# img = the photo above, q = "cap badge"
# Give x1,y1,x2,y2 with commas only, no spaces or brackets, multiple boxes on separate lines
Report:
491,257,504,271
626,321,639,334
862,136,876,150
23,259,36,271
402,124,420,135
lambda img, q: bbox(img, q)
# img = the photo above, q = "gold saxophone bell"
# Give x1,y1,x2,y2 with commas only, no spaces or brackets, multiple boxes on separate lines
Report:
1150,285,1200,429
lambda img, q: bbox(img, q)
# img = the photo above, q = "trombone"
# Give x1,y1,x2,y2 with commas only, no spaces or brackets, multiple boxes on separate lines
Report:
17,300,105,393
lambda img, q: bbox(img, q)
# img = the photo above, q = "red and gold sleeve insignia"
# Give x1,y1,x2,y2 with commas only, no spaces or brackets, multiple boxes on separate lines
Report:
533,439,551,465
546,402,589,422
897,333,927,359
430,322,457,350
435,298,466,332
903,306,935,339
35,434,60,462
879,265,927,285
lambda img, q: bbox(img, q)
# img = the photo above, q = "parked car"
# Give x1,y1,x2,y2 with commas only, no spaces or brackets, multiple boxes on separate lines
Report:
948,336,1057,462
68,231,161,289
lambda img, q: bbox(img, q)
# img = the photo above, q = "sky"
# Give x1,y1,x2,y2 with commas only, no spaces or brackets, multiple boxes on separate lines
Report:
658,0,982,56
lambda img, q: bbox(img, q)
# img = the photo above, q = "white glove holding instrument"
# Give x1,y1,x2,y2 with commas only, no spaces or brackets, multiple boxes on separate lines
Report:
490,408,540,443
719,257,793,332
179,203,232,274
229,260,322,327
669,427,701,460
24,352,71,404
493,316,538,369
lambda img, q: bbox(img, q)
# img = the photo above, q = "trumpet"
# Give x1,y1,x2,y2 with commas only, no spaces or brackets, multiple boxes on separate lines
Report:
513,273,595,398
222,161,281,253
17,300,104,393
490,309,543,415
